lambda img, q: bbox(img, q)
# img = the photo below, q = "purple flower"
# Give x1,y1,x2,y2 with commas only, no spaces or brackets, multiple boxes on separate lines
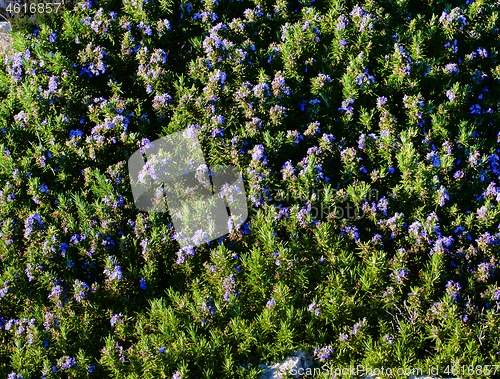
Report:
24,213,46,238
172,372,181,379
60,356,77,370
74,280,90,302
253,83,269,98
437,185,449,207
377,96,388,108
152,93,172,110
201,298,215,315
494,290,500,301
210,69,227,85
266,298,276,309
339,97,354,114
476,206,488,221
0,281,8,298
44,75,59,96
48,285,63,305
48,32,57,43
351,317,366,335
69,234,81,244
313,346,334,362
376,197,388,215
308,302,321,315
393,269,408,283
446,280,461,301
138,21,153,36
355,68,375,87
110,313,123,326
444,63,458,74
250,144,267,164
222,274,236,301
104,257,123,281
158,346,166,354
176,246,195,264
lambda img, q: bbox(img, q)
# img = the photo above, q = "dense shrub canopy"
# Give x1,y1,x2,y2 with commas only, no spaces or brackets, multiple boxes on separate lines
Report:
0,0,499,377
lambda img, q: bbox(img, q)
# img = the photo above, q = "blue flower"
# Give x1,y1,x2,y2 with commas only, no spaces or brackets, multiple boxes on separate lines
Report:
469,104,482,115
139,278,146,290
69,129,84,138
48,32,57,43
158,346,166,354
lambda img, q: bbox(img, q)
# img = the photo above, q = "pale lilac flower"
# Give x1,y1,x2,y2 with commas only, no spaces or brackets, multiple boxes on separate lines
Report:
437,185,449,207
444,63,458,74
266,298,276,309
0,281,8,298
251,144,267,164
446,90,456,102
338,97,354,114
110,313,124,326
446,280,461,301
308,302,321,315
377,96,388,108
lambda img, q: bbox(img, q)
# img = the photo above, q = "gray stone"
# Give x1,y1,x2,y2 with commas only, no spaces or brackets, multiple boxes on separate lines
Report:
0,22,11,33
259,350,313,379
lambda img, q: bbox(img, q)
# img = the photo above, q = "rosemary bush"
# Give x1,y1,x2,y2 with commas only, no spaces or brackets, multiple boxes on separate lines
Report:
0,0,499,377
